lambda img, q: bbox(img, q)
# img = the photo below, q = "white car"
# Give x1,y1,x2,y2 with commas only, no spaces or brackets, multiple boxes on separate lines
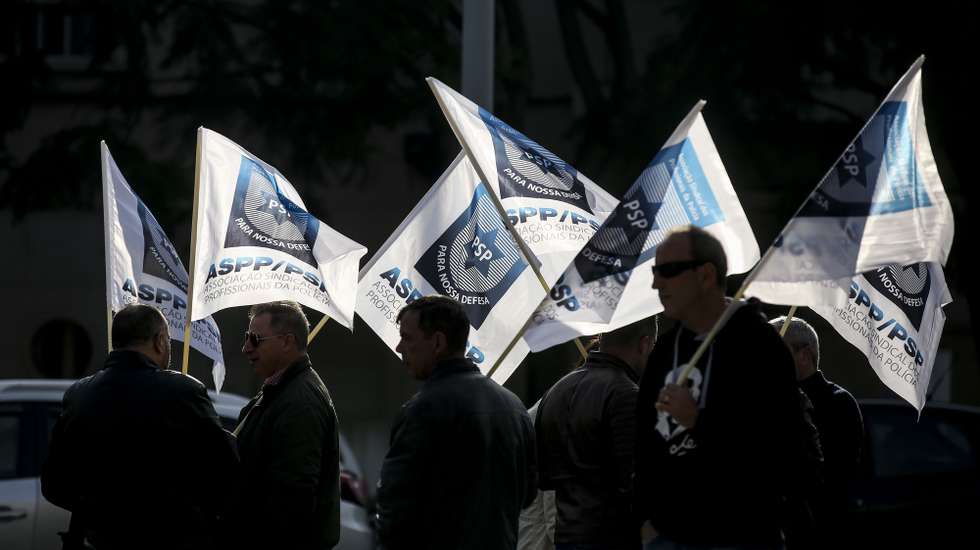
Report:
0,379,374,550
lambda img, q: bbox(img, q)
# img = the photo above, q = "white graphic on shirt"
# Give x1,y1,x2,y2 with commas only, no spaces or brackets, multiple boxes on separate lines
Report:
656,365,703,456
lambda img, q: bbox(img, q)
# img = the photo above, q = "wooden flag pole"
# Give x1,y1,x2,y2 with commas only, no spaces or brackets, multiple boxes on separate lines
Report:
427,78,552,297
487,315,535,380
674,241,782,385
308,313,331,345
779,306,799,337
181,128,205,375
429,79,600,367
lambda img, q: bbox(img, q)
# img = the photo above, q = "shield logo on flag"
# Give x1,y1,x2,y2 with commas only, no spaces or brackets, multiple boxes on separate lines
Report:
801,102,933,218
224,156,321,267
575,140,724,282
866,263,931,330
138,200,188,292
415,184,528,329
478,108,593,213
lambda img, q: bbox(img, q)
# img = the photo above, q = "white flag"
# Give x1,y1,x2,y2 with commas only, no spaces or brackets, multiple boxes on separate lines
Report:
523,102,760,351
747,56,953,306
355,154,541,380
101,142,227,391
427,77,618,288
809,262,950,411
189,128,367,329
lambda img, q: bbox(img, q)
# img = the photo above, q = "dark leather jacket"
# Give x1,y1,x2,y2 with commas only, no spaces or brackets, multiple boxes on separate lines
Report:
42,350,239,549
536,351,640,547
227,357,340,550
376,357,537,550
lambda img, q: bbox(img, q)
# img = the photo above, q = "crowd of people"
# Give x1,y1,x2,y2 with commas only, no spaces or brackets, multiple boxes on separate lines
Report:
41,226,863,550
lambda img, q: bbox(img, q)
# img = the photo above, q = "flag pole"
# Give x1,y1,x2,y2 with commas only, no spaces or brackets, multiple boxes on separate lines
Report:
573,337,588,358
100,142,115,353
308,313,331,345
778,306,799,337
181,128,205,375
487,316,535,380
427,78,552,297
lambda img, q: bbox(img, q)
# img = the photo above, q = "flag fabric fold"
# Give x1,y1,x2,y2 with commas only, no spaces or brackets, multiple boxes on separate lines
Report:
101,142,227,390
522,102,760,351
189,128,367,329
355,153,542,379
809,262,950,411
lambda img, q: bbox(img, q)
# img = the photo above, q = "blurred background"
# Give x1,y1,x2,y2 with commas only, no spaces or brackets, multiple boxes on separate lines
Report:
1,0,976,493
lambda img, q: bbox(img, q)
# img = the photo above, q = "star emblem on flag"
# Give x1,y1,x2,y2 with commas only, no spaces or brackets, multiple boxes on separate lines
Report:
258,191,293,224
836,136,876,189
465,223,502,277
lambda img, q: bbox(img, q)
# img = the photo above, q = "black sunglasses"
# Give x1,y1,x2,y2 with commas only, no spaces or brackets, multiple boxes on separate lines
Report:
243,331,286,347
651,260,706,278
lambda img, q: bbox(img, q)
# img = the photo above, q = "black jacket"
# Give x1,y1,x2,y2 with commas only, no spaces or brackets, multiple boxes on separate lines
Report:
800,370,863,527
635,301,808,546
376,357,536,550
227,357,340,550
536,351,640,548
41,350,238,549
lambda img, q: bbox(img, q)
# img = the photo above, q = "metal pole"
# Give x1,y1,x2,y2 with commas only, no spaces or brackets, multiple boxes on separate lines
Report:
462,0,494,109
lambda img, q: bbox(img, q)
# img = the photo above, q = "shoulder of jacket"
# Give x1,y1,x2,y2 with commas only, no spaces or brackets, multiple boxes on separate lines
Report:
156,369,207,394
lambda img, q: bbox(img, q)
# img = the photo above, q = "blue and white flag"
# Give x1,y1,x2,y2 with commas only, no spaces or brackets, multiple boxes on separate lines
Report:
354,154,542,382
522,102,760,351
101,142,227,390
746,56,953,306
809,262,950,411
427,78,618,289
189,128,367,329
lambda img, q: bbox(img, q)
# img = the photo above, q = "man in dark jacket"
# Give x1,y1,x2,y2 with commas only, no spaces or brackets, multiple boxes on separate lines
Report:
41,304,238,550
228,301,340,550
537,316,657,549
375,295,536,550
635,227,812,549
771,316,863,545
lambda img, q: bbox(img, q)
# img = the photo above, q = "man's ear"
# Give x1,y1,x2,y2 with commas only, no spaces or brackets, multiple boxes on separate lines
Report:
700,262,718,288
433,331,448,355
155,330,169,355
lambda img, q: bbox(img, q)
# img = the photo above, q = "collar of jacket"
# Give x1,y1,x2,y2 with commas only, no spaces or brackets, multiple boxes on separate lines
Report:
261,355,312,397
425,356,479,384
799,369,829,393
104,349,160,371
585,351,640,383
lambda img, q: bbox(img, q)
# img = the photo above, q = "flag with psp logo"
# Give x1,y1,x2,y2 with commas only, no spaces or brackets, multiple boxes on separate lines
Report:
354,154,543,383
522,102,760,352
747,56,953,301
101,142,227,390
189,128,366,329
427,77,618,288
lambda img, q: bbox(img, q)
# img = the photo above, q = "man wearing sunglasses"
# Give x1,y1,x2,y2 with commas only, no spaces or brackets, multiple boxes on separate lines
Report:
226,301,341,550
635,226,812,550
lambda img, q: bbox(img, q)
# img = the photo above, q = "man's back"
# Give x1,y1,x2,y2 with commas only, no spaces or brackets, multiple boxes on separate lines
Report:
42,350,237,548
377,358,536,550
536,352,639,547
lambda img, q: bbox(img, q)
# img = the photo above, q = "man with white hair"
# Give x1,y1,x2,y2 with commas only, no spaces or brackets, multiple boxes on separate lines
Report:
771,316,864,544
